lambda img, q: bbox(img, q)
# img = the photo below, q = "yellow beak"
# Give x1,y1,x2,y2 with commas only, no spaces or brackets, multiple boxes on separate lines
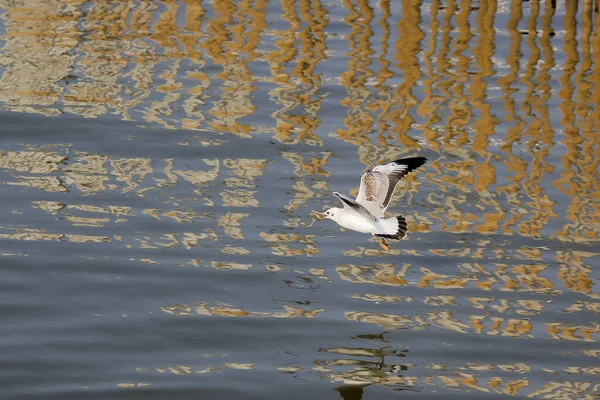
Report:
315,213,324,221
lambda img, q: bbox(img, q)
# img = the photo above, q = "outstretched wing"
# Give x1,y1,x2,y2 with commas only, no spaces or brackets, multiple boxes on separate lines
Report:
333,192,376,221
355,157,427,218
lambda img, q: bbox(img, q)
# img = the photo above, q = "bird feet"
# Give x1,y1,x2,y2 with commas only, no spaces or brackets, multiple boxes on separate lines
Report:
379,238,390,251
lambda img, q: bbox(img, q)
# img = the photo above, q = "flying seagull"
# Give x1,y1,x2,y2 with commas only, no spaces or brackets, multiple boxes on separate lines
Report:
316,157,427,251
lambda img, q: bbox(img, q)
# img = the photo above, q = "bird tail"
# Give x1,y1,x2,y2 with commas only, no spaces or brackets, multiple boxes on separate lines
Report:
375,215,408,240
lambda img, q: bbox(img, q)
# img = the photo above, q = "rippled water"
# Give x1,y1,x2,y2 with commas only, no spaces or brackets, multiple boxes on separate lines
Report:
0,1,599,399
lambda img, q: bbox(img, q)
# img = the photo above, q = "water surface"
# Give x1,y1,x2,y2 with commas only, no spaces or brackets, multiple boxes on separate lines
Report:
0,1,599,399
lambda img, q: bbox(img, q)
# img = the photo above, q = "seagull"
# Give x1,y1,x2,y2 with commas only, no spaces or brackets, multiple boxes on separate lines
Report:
316,157,427,251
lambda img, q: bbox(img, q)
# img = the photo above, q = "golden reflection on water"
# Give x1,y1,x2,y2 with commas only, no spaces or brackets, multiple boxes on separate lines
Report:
0,0,599,398
161,302,324,318
0,0,597,243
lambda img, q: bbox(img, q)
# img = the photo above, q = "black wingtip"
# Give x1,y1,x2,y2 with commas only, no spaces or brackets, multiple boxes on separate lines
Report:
393,157,427,172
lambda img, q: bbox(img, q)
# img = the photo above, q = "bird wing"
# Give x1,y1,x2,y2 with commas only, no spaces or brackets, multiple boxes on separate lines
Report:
355,157,427,219
333,191,376,221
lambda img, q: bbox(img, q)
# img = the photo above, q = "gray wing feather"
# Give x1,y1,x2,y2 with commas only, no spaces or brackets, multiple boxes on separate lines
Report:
355,157,427,218
333,192,376,221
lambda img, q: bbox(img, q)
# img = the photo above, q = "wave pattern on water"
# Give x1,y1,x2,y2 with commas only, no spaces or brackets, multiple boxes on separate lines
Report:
0,0,599,399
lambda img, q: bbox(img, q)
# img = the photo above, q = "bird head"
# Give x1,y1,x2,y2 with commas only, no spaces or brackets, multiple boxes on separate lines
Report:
316,207,341,221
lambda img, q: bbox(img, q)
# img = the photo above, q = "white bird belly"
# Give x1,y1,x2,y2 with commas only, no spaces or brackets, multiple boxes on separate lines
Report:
337,212,377,234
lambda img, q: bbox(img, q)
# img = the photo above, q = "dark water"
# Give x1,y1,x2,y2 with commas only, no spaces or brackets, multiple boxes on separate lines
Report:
0,1,599,399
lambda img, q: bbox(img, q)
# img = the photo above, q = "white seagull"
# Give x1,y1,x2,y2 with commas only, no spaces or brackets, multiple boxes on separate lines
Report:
317,157,427,250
